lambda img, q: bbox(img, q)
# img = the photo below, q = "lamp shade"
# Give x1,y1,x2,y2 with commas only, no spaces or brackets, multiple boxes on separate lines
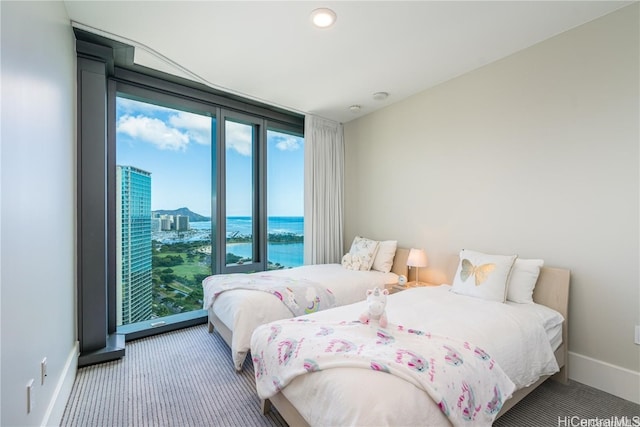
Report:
407,248,428,268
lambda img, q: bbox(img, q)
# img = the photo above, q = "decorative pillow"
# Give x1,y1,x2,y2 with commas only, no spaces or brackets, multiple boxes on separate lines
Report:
341,253,363,271
348,236,380,271
371,240,397,273
451,249,517,302
506,258,544,303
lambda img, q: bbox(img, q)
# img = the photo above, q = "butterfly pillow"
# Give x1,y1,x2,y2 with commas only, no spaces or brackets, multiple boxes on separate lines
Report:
451,249,518,302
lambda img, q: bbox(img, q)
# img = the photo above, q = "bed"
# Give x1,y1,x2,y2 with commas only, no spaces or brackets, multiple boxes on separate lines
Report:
203,242,409,370
251,253,570,426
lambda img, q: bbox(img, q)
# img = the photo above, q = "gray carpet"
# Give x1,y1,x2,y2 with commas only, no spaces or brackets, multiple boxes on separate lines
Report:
62,325,639,426
61,325,286,427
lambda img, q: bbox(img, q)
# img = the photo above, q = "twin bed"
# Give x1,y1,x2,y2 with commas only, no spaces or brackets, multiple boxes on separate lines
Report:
203,245,409,370
251,259,570,426
202,244,570,425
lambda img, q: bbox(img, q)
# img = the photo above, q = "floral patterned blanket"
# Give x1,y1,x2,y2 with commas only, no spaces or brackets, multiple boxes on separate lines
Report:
202,273,336,317
251,319,516,426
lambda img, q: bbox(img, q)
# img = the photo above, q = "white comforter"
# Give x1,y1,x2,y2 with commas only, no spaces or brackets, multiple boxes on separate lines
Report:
205,264,398,370
256,285,563,426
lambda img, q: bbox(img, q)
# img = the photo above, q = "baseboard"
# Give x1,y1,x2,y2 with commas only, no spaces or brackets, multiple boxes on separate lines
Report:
41,341,79,427
568,351,640,404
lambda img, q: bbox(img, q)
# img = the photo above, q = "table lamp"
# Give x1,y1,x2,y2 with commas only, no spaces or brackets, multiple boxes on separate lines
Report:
407,248,428,285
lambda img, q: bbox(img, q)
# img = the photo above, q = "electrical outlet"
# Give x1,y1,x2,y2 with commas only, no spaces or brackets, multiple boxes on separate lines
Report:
41,357,47,385
635,325,640,345
26,379,34,413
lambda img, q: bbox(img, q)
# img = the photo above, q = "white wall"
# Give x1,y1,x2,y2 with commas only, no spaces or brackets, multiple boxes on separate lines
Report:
344,4,639,402
1,2,78,426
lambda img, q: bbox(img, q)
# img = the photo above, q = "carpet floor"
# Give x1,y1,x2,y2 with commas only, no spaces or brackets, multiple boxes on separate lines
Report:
61,325,639,426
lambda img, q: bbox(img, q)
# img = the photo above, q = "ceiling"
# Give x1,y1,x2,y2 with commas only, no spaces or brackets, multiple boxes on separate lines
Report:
64,1,632,123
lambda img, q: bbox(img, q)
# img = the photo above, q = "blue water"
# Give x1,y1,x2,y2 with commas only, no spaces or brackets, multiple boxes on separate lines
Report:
227,242,304,268
190,217,303,268
190,216,303,237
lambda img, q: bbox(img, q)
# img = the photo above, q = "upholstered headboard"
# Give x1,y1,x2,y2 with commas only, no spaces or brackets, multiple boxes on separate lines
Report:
390,247,409,277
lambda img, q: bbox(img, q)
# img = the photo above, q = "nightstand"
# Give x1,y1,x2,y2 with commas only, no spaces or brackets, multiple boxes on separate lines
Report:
386,281,438,294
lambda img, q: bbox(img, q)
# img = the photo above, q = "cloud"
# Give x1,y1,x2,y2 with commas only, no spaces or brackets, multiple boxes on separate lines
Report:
117,97,212,148
273,135,302,151
118,98,306,156
117,114,189,151
225,121,252,156
169,112,212,146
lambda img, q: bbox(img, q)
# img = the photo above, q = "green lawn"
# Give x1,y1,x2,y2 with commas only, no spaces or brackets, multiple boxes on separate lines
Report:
155,251,211,281
169,263,211,281
151,245,211,316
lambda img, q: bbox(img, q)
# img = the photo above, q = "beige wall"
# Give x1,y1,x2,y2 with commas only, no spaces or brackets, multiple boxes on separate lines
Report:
344,3,639,385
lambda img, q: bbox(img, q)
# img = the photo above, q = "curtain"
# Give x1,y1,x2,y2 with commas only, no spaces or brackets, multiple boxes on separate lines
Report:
303,115,344,264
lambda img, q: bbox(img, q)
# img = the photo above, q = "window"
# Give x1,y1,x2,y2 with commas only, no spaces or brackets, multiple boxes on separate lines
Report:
221,113,261,272
110,77,304,335
266,128,304,269
115,96,214,327
220,119,305,272
74,31,304,362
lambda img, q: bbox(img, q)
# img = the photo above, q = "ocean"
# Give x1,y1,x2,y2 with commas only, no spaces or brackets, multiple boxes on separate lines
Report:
189,216,303,268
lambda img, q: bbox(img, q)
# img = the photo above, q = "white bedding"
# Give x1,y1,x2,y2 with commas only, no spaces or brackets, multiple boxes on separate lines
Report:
258,285,563,426
206,264,398,369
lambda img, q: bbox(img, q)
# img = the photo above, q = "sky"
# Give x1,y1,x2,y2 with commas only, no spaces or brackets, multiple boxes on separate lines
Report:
116,97,304,218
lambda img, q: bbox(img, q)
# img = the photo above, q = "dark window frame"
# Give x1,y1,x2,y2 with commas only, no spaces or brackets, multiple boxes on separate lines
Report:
75,30,304,363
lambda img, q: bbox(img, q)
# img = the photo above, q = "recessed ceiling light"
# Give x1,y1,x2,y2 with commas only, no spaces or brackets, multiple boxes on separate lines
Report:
311,8,337,29
373,92,389,101
349,105,362,113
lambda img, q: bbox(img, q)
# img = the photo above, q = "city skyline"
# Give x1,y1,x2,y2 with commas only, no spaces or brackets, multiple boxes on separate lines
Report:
116,97,304,217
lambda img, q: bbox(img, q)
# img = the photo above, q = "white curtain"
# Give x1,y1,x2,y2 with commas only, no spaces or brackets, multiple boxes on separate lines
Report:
303,115,344,264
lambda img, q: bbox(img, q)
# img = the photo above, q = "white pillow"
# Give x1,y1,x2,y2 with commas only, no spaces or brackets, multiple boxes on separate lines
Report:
371,240,397,273
506,258,544,304
451,249,517,302
341,253,363,271
348,236,380,271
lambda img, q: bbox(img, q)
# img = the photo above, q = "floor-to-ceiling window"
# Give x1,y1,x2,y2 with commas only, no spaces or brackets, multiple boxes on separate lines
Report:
266,128,304,269
219,117,305,273
110,76,304,336
221,113,262,272
115,95,214,328
75,31,304,362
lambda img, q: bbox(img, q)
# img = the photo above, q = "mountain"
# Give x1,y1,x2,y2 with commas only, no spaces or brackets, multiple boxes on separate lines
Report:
153,207,210,222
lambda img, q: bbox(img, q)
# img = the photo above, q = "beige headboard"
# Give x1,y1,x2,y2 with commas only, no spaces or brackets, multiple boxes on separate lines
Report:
390,248,410,277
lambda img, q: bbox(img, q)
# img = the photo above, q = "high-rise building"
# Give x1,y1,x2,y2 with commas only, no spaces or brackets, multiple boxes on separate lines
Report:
160,215,173,231
175,215,190,231
116,165,153,325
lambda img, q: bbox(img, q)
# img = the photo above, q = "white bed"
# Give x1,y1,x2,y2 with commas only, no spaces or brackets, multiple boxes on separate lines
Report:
203,247,409,370
252,265,570,426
